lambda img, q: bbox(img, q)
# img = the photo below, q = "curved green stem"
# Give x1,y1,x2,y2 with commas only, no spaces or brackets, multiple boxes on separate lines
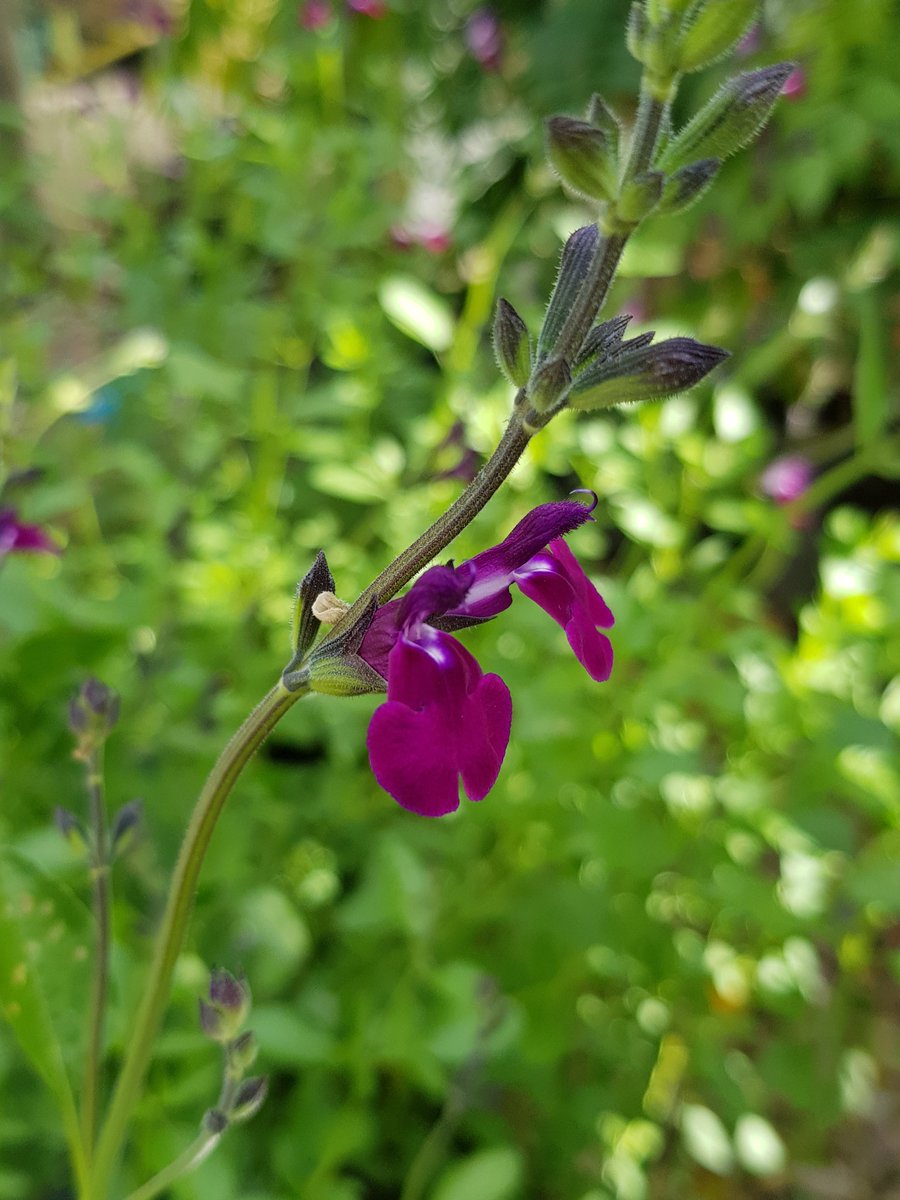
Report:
89,681,303,1198
119,1130,222,1200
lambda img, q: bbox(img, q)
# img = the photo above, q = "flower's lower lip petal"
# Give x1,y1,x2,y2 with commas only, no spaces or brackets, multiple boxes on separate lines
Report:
366,703,463,816
458,674,512,801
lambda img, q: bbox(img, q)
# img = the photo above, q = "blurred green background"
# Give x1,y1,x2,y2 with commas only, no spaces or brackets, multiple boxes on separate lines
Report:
1,0,899,1197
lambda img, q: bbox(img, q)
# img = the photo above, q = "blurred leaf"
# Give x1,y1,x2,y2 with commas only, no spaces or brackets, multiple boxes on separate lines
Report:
378,277,454,354
431,1147,524,1200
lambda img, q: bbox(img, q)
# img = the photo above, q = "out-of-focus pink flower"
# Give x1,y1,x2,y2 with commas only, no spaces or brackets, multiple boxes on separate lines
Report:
735,23,762,58
390,222,452,256
620,296,649,326
781,67,806,100
432,423,480,483
299,0,332,28
124,0,175,36
0,508,60,560
760,455,813,505
347,0,388,18
465,8,504,73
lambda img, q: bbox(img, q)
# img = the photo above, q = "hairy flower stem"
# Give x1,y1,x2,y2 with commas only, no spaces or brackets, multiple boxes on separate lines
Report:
89,683,300,1199
328,411,533,641
545,85,670,370
81,744,111,1156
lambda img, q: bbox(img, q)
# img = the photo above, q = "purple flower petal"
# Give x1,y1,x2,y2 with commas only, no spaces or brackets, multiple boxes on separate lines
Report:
0,509,60,558
453,496,596,619
514,539,614,681
366,627,511,816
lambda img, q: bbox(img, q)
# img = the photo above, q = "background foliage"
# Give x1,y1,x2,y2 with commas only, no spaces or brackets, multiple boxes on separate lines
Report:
1,0,899,1197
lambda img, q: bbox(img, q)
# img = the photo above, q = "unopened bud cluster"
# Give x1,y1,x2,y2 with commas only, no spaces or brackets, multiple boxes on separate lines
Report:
199,969,268,1132
68,677,120,761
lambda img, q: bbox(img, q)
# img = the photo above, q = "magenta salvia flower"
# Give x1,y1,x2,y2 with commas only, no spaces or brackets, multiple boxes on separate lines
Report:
0,508,60,560
360,497,613,816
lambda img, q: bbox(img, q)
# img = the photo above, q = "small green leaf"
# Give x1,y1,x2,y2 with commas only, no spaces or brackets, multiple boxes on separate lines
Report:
0,851,88,1133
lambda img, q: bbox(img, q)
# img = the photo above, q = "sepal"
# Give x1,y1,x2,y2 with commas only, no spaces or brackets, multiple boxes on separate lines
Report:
110,799,143,858
677,0,758,73
659,63,794,171
658,157,720,214
617,169,665,224
54,807,88,856
230,1076,269,1123
492,298,531,387
568,337,729,409
289,550,335,664
573,315,633,371
546,117,617,203
586,93,622,160
537,224,599,361
527,357,572,415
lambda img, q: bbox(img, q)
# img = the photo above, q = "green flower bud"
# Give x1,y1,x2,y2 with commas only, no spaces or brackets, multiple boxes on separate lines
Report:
658,158,721,214
626,2,650,63
230,1076,268,1123
54,807,88,856
546,117,617,203
626,3,681,86
568,337,729,410
203,1108,229,1135
659,63,795,171
527,356,572,414
110,799,143,858
492,298,531,387
68,678,120,758
227,1030,259,1075
537,224,599,362
677,0,759,74
200,970,252,1042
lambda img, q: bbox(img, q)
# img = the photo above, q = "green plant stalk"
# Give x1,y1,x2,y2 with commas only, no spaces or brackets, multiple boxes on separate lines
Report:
118,1131,222,1200
119,1051,242,1200
81,743,111,1156
89,682,300,1199
327,412,533,643
550,85,671,369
